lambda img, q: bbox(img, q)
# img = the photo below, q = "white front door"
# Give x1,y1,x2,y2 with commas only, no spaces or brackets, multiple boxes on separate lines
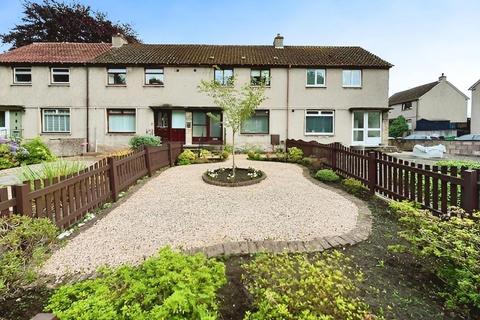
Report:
352,111,381,146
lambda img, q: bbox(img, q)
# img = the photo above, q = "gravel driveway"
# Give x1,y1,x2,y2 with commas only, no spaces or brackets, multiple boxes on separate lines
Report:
42,156,359,276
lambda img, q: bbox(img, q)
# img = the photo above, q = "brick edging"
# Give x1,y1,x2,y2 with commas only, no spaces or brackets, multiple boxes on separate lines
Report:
183,166,372,257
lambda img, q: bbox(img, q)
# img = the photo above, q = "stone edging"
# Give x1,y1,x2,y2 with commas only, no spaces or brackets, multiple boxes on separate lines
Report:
202,170,267,187
184,165,372,257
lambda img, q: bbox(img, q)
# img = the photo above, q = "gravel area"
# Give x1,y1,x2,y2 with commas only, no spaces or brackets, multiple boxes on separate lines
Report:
42,156,359,277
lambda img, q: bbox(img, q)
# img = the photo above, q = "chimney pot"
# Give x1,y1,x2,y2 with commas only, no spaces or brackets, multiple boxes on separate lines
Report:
112,33,128,48
273,33,284,49
439,73,447,82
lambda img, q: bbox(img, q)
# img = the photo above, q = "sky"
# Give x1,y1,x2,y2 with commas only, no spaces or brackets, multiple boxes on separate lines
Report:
0,0,479,111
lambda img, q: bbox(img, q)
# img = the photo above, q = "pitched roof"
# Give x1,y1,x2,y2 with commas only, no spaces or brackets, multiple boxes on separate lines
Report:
0,42,111,64
90,44,393,68
469,79,480,90
389,81,439,106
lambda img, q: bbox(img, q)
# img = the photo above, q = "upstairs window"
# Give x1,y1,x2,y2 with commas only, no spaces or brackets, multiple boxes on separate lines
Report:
145,68,164,85
402,102,413,111
305,110,334,135
342,70,362,87
241,110,269,134
42,108,70,133
107,68,127,85
306,69,326,87
214,68,233,85
107,109,136,133
250,69,271,86
13,67,32,84
51,67,70,84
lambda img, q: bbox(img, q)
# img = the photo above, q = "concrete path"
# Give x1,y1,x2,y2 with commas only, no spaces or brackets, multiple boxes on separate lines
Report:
42,156,369,277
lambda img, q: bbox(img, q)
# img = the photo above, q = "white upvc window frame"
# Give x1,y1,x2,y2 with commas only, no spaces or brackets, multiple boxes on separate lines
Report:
304,109,335,135
144,67,164,86
42,108,71,133
50,67,70,84
306,69,326,87
0,110,10,138
107,67,127,86
342,69,362,88
13,67,32,84
351,111,382,146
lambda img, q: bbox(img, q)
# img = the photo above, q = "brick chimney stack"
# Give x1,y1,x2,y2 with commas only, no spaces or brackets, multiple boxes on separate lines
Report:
112,33,128,48
273,33,284,49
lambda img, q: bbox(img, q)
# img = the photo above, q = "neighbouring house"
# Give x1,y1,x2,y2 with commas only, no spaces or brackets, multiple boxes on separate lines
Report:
0,34,392,155
388,74,469,137
470,79,480,134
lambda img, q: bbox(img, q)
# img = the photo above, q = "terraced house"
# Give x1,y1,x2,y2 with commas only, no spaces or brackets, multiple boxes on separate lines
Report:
0,34,392,155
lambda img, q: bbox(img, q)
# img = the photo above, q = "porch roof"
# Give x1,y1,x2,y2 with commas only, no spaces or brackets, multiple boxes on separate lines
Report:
348,107,392,111
149,106,222,111
0,105,25,111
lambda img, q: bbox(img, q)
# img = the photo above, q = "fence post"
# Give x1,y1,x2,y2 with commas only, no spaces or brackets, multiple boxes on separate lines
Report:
461,170,478,213
168,143,174,166
13,183,31,216
368,151,377,195
144,146,153,177
331,143,337,169
107,157,119,202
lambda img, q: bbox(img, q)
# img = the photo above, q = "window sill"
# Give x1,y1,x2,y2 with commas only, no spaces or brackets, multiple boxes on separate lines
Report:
107,132,136,135
11,83,32,87
143,85,164,87
49,83,70,87
240,133,270,136
304,133,334,136
306,85,326,88
106,85,127,87
250,85,271,88
342,86,362,89
41,132,71,136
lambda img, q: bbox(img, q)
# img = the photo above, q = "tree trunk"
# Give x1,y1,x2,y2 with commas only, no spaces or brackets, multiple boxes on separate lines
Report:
232,130,236,177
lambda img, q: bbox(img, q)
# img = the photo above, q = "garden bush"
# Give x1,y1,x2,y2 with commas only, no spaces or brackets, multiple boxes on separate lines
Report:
0,215,58,299
297,157,313,167
128,135,161,150
242,251,374,320
342,178,370,198
198,148,212,159
286,147,303,162
0,143,16,169
388,201,480,312
177,149,196,165
315,169,340,182
16,137,55,165
247,150,264,161
434,160,480,170
46,248,226,320
221,150,230,160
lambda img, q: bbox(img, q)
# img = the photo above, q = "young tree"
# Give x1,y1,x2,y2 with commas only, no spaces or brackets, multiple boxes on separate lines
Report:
1,0,139,49
389,115,410,138
199,78,267,177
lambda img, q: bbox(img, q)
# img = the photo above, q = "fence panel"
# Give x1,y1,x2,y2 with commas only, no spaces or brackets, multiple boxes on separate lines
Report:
114,150,148,192
0,186,15,217
149,145,170,171
286,139,478,214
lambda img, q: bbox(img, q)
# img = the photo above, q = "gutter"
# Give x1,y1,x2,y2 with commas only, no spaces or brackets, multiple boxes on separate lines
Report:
85,64,90,152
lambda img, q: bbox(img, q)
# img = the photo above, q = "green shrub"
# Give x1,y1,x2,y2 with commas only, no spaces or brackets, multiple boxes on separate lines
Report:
434,160,480,170
342,178,370,198
16,138,55,165
315,169,340,182
46,247,226,319
388,200,421,216
0,215,58,299
389,115,409,138
389,201,480,311
221,150,230,160
242,251,373,320
177,149,196,165
18,160,87,185
247,150,264,161
297,157,313,167
287,147,303,162
224,144,233,154
275,151,287,162
198,148,212,159
129,135,161,150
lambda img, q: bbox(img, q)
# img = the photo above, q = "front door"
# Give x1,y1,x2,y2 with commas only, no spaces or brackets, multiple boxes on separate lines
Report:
154,109,186,144
352,111,382,146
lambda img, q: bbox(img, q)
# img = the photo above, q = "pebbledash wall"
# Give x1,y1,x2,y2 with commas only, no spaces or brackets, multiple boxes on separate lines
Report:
389,139,480,156
0,66,389,155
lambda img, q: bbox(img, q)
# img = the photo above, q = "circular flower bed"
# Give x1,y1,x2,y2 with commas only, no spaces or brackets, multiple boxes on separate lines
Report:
202,167,266,187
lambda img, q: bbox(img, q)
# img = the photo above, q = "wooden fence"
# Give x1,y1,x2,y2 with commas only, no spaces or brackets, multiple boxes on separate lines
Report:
0,143,183,229
286,139,479,214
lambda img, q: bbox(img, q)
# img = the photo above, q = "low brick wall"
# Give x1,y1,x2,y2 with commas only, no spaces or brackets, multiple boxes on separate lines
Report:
389,140,480,157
